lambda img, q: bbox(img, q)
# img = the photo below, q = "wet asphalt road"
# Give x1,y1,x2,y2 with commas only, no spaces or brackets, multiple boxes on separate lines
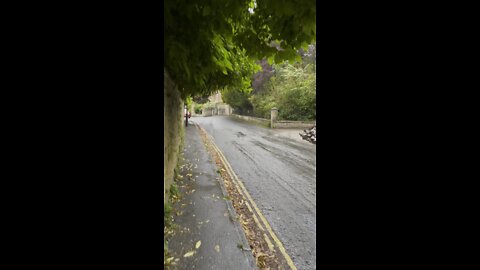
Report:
191,116,316,270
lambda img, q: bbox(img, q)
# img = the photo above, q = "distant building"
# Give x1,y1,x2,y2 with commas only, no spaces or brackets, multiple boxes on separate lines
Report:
208,91,223,103
202,91,232,116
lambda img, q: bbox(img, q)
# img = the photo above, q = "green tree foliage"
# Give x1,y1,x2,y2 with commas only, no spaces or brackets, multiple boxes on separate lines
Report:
251,59,275,94
194,103,203,114
221,86,253,115
193,94,210,104
249,89,277,119
164,0,316,99
298,44,316,67
250,61,316,121
185,96,193,108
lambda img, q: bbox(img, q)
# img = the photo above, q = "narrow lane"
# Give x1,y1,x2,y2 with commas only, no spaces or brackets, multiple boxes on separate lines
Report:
192,116,316,270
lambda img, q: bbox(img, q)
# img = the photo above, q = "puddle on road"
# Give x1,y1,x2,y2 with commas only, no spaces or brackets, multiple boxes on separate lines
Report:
236,131,246,137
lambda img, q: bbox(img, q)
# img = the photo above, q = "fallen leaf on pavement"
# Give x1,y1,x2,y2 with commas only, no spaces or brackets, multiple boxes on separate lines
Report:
195,241,201,249
183,251,195,258
214,245,220,252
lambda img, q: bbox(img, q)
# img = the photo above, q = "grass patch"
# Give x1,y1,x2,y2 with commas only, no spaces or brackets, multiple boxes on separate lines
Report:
164,202,173,229
164,239,169,265
170,182,179,198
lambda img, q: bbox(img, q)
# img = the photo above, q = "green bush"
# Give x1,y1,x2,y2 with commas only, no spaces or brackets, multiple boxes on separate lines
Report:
250,62,316,121
194,103,203,114
221,87,253,114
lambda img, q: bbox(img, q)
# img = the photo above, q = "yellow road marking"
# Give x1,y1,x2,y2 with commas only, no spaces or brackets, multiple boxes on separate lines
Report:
245,201,254,213
264,233,275,251
252,214,265,232
198,125,298,270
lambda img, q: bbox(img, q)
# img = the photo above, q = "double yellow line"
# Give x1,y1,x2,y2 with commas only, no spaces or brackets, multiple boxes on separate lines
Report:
197,125,298,270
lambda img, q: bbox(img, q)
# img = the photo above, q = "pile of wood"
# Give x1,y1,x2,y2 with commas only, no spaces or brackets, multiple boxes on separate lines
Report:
299,126,316,144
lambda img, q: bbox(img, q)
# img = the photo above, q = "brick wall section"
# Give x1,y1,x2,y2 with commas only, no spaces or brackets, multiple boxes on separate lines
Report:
164,68,184,204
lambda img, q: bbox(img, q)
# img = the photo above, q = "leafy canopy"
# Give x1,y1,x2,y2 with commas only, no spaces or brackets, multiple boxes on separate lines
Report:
249,61,316,121
164,0,316,99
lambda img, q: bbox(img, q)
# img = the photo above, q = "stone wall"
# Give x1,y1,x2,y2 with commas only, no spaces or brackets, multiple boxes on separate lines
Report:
231,114,270,126
216,104,232,115
232,113,315,129
202,107,214,117
202,103,232,117
164,68,184,204
273,120,316,129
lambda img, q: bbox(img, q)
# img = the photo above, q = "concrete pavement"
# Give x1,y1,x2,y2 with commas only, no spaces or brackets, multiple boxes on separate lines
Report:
165,123,256,270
